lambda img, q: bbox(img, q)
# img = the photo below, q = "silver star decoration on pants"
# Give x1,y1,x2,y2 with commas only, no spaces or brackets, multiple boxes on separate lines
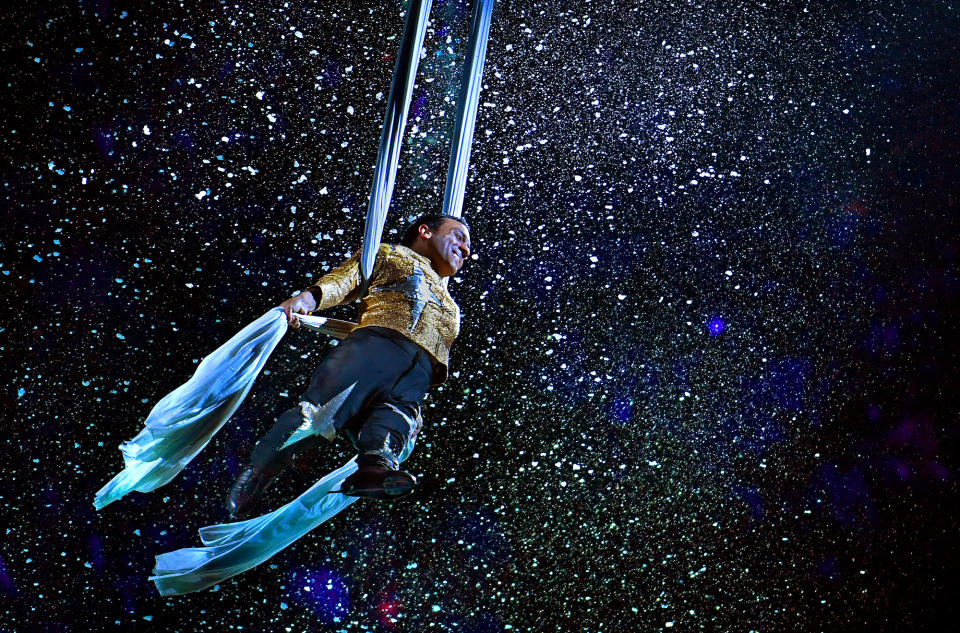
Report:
279,383,357,451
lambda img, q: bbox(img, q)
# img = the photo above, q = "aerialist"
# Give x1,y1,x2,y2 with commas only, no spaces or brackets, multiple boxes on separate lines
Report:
225,213,471,517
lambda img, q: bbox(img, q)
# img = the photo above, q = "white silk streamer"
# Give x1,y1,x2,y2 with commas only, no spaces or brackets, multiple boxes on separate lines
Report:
92,308,416,596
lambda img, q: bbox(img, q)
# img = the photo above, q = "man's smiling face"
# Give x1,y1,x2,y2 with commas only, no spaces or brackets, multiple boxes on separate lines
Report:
421,218,471,277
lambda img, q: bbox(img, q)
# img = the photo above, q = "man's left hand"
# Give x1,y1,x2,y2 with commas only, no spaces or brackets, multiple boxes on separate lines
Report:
280,290,319,328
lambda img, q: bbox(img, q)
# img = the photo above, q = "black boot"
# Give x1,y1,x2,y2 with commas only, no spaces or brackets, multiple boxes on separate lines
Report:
226,463,284,517
340,461,417,500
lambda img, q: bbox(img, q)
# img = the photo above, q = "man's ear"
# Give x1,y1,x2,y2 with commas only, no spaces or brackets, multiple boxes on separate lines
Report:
417,223,433,240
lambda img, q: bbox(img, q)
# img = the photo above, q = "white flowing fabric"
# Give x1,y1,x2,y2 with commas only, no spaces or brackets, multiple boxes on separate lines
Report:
150,430,417,596
93,308,349,510
360,0,433,292
441,0,494,221
90,306,411,595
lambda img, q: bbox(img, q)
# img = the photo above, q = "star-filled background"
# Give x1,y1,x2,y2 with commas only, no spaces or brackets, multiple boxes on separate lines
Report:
3,0,958,631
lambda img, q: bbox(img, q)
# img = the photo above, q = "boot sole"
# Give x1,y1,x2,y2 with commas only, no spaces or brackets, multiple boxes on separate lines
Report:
338,472,417,499
383,472,416,496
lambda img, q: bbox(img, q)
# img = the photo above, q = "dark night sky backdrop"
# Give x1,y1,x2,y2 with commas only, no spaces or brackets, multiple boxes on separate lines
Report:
2,0,958,631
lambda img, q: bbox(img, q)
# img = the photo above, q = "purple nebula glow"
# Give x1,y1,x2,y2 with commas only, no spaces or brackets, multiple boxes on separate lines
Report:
707,317,726,336
610,397,634,425
289,567,351,624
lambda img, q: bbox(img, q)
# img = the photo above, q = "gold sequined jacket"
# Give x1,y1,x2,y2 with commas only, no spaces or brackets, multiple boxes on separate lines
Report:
308,244,460,385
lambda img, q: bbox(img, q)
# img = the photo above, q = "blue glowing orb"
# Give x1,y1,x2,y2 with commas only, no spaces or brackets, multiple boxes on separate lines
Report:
707,317,726,336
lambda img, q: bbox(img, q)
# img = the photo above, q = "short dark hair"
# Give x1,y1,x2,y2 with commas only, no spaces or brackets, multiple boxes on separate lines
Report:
400,213,469,247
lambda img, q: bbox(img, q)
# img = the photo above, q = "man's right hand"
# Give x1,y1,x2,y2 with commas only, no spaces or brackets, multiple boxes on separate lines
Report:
280,289,319,328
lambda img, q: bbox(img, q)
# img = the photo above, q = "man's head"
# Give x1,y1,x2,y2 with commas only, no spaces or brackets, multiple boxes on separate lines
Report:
401,213,471,278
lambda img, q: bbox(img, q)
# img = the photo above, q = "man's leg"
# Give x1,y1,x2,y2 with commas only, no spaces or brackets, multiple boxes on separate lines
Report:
250,343,371,469
227,328,426,515
339,349,432,498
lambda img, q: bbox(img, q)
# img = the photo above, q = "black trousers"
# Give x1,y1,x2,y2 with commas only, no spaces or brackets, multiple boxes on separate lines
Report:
250,326,432,471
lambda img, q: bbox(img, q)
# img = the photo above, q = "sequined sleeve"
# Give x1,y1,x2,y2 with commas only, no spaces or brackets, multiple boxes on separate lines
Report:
309,249,361,311
309,245,389,311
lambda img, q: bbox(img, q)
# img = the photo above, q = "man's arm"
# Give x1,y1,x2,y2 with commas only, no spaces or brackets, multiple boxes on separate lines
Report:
281,249,363,328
